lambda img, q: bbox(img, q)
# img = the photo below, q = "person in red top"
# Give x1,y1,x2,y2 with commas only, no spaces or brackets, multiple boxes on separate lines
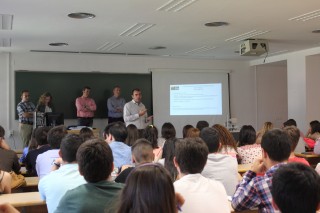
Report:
283,126,310,166
75,86,97,127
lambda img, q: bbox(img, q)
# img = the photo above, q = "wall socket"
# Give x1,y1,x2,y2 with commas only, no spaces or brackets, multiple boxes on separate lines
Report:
9,130,14,136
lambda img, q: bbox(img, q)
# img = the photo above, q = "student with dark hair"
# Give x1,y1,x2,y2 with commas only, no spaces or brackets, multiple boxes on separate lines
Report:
306,122,320,151
182,124,193,138
282,119,306,152
125,124,139,146
196,120,209,131
232,129,291,212
237,125,262,164
25,126,51,176
158,122,176,148
75,86,97,127
283,126,309,165
143,125,162,161
283,118,297,127
271,163,320,213
79,127,94,141
104,121,131,169
55,139,123,213
174,137,229,213
115,139,154,183
36,125,67,179
39,134,86,213
115,163,181,213
200,127,238,196
0,125,10,150
162,138,179,181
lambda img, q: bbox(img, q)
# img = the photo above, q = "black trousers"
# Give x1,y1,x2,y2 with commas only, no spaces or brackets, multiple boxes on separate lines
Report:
78,117,93,127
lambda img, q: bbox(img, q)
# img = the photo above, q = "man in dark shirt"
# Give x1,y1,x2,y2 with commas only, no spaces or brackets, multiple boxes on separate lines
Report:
115,139,154,183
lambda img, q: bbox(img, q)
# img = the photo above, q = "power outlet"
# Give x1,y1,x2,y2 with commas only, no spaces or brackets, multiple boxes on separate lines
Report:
9,130,14,136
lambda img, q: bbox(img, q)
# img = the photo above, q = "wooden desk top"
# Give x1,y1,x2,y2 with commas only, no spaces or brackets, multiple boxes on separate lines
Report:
25,177,39,187
238,164,252,174
295,152,320,158
0,192,45,207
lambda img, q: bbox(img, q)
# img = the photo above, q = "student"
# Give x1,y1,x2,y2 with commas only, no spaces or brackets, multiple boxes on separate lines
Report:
0,170,11,194
38,134,86,213
174,137,229,213
143,125,162,161
55,139,123,213
271,163,320,213
196,120,209,131
124,124,139,146
231,129,291,212
182,124,193,138
213,124,238,158
200,127,238,196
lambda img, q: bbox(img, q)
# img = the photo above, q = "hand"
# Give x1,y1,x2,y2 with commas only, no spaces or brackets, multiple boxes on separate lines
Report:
175,193,185,211
251,158,266,174
0,203,19,213
139,109,147,116
146,115,153,121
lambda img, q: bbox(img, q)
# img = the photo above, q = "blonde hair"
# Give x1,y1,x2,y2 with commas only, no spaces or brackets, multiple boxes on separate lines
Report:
212,124,237,152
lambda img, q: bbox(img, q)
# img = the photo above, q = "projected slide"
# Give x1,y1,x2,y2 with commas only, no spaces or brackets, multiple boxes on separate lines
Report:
170,83,222,115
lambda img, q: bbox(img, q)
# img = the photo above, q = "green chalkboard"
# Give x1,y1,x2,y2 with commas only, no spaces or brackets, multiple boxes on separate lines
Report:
15,71,152,119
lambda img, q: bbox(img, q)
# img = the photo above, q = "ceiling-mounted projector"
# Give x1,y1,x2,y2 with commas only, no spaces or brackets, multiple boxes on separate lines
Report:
240,39,268,56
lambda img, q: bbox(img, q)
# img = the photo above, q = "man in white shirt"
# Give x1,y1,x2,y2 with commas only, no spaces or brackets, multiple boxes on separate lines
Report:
200,127,238,196
173,137,230,213
123,88,152,129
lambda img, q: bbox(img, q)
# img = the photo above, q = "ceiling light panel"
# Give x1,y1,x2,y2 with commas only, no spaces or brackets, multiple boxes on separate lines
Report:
185,46,216,54
0,38,11,47
0,14,13,30
119,23,155,37
157,0,198,12
97,42,123,51
289,9,320,22
225,30,270,42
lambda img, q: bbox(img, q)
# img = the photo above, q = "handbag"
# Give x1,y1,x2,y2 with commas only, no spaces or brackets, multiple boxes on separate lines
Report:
9,171,26,189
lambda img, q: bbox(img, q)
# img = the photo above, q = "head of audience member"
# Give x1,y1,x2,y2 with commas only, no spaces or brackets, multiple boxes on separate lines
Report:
47,125,67,149
60,134,84,163
104,121,128,143
79,127,94,141
161,122,176,140
112,85,121,98
261,121,274,135
0,125,5,139
186,128,200,138
38,92,53,107
163,137,179,181
77,138,113,183
212,124,237,152
238,125,257,147
196,120,209,131
283,119,297,127
29,128,38,151
82,86,91,98
174,137,209,175
20,89,30,102
131,88,142,103
116,164,177,213
283,126,300,153
310,122,320,134
199,127,220,153
125,124,139,146
35,126,51,146
261,129,291,168
138,129,145,139
271,163,320,213
131,139,154,165
182,124,193,138
143,125,159,149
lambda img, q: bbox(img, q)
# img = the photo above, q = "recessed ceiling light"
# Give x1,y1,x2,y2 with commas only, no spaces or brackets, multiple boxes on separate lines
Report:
68,12,95,19
205,22,229,27
312,29,320,33
49,43,68,46
149,46,166,50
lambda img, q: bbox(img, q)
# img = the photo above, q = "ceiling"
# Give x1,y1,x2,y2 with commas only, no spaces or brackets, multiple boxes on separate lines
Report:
1,0,320,60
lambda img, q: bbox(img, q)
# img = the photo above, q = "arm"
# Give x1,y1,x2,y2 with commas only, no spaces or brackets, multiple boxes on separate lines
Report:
12,153,21,174
75,98,85,112
107,98,117,113
88,99,97,112
17,104,34,118
0,138,10,150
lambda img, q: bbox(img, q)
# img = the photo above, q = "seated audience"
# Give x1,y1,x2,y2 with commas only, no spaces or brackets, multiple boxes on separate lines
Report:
124,124,139,146
283,126,309,165
231,129,291,212
196,120,209,131
306,120,320,138
79,127,94,141
25,126,51,176
38,134,86,213
115,139,154,183
182,124,193,138
20,128,38,163
55,139,123,213
186,127,200,138
316,163,320,175
271,163,320,213
162,137,179,181
256,121,273,144
143,125,162,161
305,122,320,150
213,124,238,158
200,127,238,196
282,118,306,152
0,170,11,193
36,125,67,179
115,163,183,213
104,121,131,169
237,125,262,164
0,126,20,173
158,122,176,148
174,137,229,213
0,203,19,213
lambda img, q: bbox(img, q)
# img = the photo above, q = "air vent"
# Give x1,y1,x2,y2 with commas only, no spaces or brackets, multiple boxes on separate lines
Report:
157,0,198,12
225,30,270,42
289,9,320,22
120,23,155,37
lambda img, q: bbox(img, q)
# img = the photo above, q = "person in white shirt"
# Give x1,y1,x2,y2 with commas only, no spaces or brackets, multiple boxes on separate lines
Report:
173,137,230,213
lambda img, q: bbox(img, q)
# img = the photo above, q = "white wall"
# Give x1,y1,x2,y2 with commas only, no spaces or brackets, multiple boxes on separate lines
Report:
2,52,255,149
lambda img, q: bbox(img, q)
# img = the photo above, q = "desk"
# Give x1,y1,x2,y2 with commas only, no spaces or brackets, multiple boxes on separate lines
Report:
67,128,100,138
294,152,320,168
25,177,39,187
238,164,252,175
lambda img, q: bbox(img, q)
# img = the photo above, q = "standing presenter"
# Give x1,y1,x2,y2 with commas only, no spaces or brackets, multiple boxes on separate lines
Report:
75,86,97,127
107,86,126,124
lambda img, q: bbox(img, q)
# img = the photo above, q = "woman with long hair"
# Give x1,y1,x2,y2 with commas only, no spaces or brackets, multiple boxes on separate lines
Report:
256,121,273,144
212,124,238,158
144,125,162,161
36,92,54,113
